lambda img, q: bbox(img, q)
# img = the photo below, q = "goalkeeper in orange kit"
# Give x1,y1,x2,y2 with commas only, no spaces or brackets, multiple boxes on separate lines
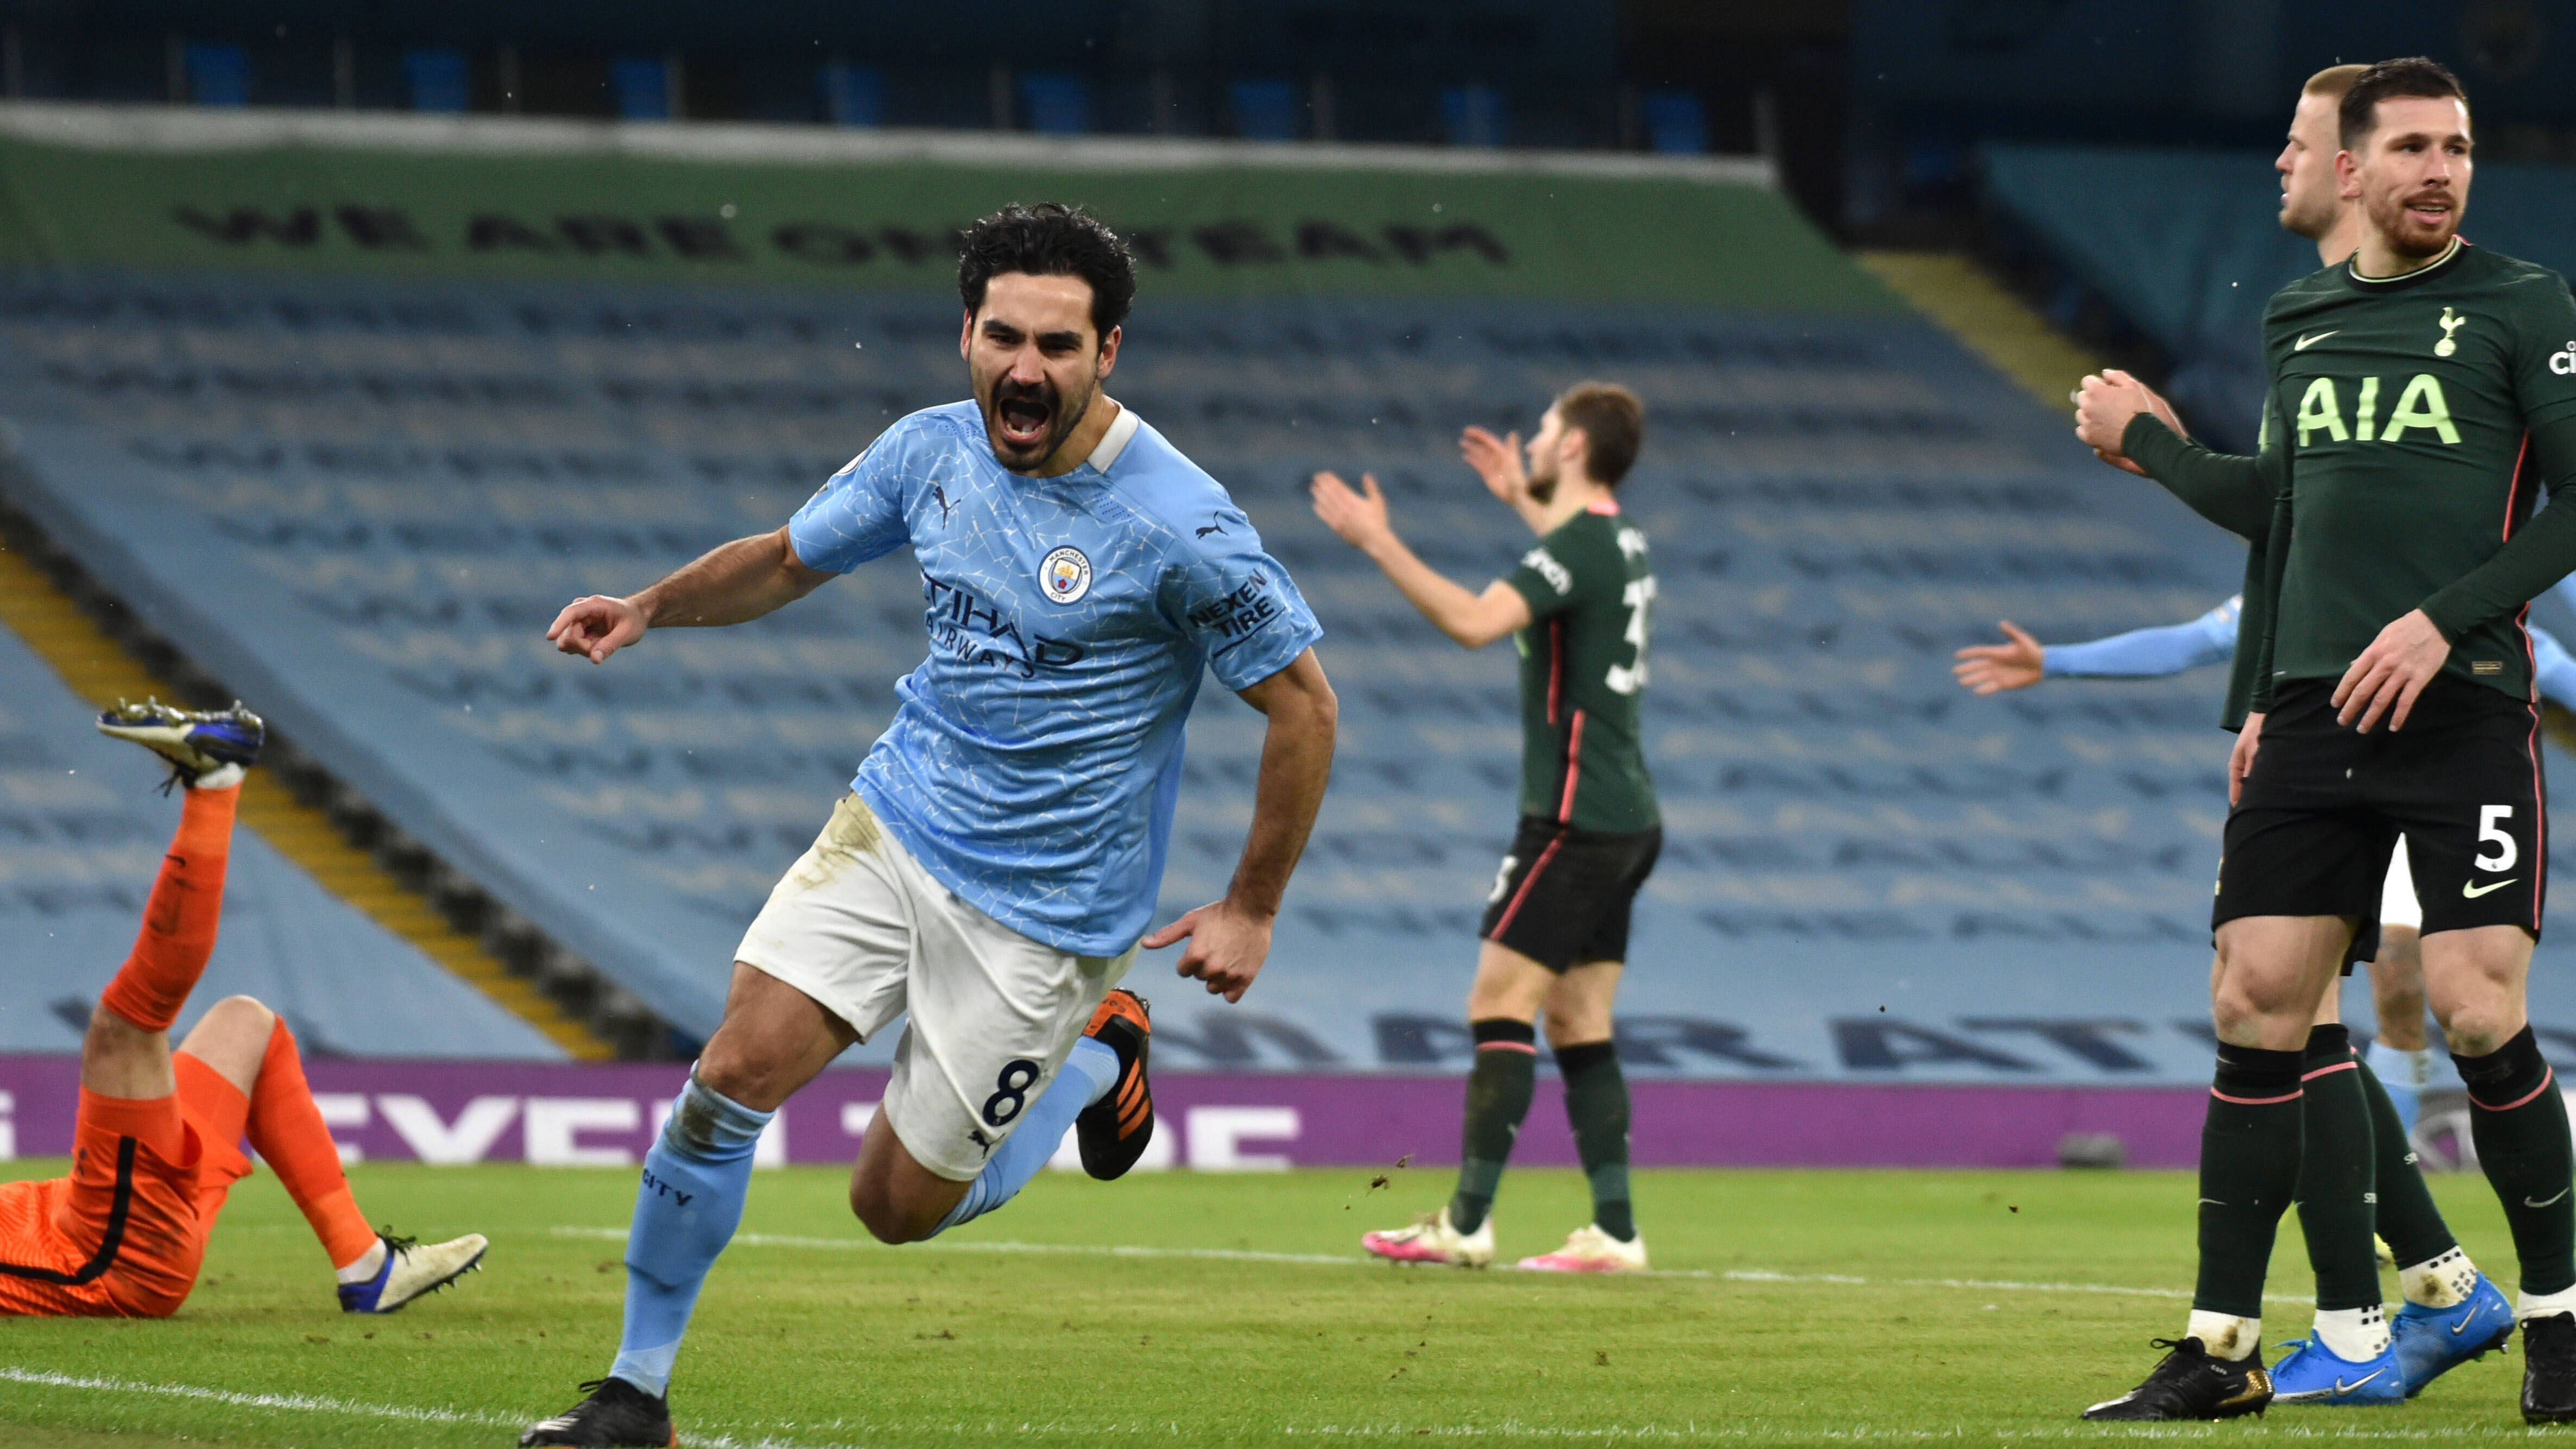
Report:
0,701,484,1318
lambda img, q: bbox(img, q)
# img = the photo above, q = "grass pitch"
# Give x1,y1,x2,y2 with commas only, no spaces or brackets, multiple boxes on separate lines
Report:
0,1156,2542,1446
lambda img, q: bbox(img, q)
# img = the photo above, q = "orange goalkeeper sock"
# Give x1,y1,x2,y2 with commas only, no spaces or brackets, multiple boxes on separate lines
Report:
98,784,238,1034
247,1016,380,1270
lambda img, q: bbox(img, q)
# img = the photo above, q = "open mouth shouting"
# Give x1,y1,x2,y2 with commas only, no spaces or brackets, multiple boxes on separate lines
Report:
988,382,1059,462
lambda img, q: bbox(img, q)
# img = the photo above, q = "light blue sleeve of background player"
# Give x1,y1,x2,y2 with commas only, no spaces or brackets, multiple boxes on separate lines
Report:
2042,595,2240,679
787,428,911,574
2534,623,2576,711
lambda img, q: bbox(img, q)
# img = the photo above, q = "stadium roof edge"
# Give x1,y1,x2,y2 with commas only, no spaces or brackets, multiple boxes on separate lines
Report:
0,100,1776,188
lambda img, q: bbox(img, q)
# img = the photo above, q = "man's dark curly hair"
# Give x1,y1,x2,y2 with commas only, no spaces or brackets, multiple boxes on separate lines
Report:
956,203,1137,340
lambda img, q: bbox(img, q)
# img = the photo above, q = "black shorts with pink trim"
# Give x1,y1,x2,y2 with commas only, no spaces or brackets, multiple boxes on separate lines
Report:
2217,678,2547,947
1479,816,1661,972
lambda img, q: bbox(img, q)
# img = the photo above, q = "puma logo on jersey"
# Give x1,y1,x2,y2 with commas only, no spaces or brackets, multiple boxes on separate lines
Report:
2552,341,2576,376
2435,306,2467,357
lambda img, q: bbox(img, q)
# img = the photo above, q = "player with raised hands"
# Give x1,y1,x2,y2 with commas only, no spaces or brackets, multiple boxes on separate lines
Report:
1314,384,1660,1275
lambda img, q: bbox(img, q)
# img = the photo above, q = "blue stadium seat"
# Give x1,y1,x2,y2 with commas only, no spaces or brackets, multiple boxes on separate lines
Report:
185,44,250,108
1229,80,1300,142
1440,85,1506,148
1642,92,1707,155
1019,73,1093,136
819,61,883,128
403,49,471,115
611,56,673,122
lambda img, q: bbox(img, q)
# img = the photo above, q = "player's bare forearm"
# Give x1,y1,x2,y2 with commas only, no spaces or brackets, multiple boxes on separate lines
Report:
1144,651,1334,1002
1224,650,1337,919
549,526,834,663
637,527,832,628
1361,534,1529,649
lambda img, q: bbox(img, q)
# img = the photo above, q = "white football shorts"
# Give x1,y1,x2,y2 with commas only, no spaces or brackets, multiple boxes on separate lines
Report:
735,794,1135,1181
2381,834,2423,931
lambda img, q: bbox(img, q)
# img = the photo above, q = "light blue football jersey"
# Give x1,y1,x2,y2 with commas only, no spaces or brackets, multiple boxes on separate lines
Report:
788,401,1322,955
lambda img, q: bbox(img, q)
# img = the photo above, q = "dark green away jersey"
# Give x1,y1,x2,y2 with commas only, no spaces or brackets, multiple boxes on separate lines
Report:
2255,241,2576,705
1501,505,1659,833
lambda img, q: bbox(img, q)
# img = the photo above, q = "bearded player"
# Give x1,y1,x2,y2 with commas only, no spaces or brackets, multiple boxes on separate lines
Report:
1313,383,1658,1274
2075,58,2576,1423
2,703,486,1319
527,203,1336,1446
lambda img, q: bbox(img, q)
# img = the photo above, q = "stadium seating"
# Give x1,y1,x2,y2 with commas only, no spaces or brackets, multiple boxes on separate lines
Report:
0,607,566,1057
22,263,2532,1086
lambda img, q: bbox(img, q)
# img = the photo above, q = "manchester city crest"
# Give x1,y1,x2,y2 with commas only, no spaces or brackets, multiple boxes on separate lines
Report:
1040,545,1093,604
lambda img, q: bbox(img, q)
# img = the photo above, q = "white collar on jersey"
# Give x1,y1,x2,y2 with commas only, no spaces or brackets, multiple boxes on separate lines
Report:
1084,403,1141,474
2349,235,2463,285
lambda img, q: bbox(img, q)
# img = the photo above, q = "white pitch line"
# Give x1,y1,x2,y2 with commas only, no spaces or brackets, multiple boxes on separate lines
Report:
0,1368,2529,1445
546,1225,2308,1303
551,1224,1355,1266
0,1365,519,1428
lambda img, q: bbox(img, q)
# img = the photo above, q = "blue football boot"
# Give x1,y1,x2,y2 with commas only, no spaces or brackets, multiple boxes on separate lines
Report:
2269,1332,2405,1406
2393,1274,2515,1396
96,698,263,789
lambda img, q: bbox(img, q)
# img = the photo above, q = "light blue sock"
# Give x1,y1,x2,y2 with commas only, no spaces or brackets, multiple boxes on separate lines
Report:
607,1074,773,1398
2367,1040,2428,1135
932,1037,1120,1236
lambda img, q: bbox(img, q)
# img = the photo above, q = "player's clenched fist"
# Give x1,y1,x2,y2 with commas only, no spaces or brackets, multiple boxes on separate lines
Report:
1143,898,1272,1004
547,594,648,664
2073,369,2184,476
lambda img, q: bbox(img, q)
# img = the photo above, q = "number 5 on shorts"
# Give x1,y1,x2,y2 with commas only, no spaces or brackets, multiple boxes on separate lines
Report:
2478,805,2518,874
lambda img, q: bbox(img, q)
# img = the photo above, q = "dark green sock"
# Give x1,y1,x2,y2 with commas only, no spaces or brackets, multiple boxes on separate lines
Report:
1556,1040,1634,1242
1449,1019,1536,1235
2293,1026,2379,1311
2195,1042,2306,1318
2357,1050,2458,1268
2456,1025,2576,1295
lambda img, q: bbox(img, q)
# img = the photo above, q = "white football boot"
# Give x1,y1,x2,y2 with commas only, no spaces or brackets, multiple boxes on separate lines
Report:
1362,1206,1494,1268
1516,1224,1648,1273
339,1232,489,1313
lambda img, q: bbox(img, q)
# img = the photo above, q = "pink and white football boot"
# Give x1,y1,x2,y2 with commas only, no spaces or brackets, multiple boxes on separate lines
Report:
1362,1206,1494,1268
1516,1224,1648,1273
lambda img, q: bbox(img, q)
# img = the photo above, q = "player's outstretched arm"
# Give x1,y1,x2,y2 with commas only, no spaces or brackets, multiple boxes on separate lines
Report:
1460,426,1549,534
1309,470,1532,648
1144,648,1336,1003
1981,603,2239,690
546,525,832,664
1951,621,2046,694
